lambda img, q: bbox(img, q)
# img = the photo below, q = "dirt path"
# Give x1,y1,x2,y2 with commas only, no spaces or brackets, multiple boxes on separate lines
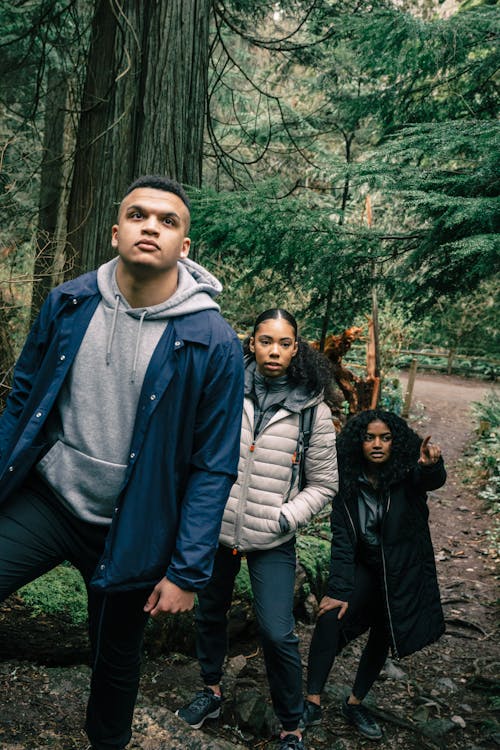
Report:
398,371,495,460
0,373,498,750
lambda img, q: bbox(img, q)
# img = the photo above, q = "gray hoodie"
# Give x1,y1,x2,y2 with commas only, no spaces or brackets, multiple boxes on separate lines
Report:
37,257,221,524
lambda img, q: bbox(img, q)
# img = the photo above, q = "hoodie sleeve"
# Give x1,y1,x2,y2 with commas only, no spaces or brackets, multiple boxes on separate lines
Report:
165,330,244,591
280,401,338,532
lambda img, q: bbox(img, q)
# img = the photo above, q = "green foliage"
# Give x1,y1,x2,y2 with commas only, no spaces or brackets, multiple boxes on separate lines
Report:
191,181,380,338
379,377,403,414
470,393,500,558
375,120,500,306
234,558,252,600
413,277,499,359
394,353,498,380
19,562,88,625
296,532,331,593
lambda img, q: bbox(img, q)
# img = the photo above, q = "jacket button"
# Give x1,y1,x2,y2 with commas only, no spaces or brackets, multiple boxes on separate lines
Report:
35,412,42,418
130,452,136,459
150,394,156,401
72,298,78,305
100,564,105,571
60,355,66,361
175,340,181,347
8,466,14,472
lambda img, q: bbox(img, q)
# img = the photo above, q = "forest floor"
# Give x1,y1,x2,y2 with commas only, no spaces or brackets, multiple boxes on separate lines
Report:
0,372,498,750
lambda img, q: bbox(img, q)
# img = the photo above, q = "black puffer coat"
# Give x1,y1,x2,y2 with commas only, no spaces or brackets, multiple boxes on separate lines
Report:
328,459,446,658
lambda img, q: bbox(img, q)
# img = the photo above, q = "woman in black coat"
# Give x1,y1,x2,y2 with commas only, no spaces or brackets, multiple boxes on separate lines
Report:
301,409,446,741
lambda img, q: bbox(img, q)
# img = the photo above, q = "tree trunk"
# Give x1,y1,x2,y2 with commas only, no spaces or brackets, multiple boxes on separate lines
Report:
31,66,75,323
319,132,354,348
66,0,211,275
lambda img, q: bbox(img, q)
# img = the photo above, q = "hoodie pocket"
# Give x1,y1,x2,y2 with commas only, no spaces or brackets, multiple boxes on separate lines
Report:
37,440,127,520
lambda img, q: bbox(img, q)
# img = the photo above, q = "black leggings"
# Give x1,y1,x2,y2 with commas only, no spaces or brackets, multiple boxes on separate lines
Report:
307,562,390,700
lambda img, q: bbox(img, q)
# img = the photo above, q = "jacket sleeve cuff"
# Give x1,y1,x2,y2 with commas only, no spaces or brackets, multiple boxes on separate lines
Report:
279,512,291,534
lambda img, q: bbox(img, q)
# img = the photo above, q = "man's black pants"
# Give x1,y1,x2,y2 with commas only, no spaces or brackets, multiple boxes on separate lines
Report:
0,475,149,750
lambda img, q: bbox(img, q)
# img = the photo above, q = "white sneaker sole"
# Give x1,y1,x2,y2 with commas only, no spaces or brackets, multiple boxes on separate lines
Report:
175,706,221,729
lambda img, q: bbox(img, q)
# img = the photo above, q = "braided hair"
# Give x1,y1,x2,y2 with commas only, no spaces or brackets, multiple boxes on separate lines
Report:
243,308,337,404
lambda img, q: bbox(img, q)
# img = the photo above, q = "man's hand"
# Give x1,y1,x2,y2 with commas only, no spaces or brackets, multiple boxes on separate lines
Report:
418,435,441,466
318,595,348,619
144,578,195,617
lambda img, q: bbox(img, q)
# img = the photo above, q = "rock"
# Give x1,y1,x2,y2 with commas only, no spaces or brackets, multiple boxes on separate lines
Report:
451,715,466,728
302,593,318,623
226,654,248,678
130,707,247,749
232,686,278,736
382,658,407,681
435,677,459,693
417,718,459,739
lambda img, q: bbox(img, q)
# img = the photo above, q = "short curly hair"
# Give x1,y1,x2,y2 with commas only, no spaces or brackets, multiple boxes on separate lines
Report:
337,409,423,496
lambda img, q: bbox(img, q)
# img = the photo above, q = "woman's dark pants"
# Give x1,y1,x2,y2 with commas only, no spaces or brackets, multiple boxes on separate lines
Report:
195,539,304,732
307,561,391,701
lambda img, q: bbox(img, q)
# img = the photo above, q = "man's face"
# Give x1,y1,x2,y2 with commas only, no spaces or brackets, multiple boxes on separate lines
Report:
112,188,191,276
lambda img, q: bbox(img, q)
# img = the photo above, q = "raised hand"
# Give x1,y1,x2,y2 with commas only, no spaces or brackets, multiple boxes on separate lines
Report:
418,435,441,465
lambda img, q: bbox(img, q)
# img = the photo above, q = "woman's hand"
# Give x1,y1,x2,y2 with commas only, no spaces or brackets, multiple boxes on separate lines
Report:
318,595,348,619
418,435,441,465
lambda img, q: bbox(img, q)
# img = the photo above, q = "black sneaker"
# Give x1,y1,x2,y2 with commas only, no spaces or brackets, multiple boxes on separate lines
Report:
299,700,322,730
341,697,383,740
277,734,306,750
175,687,222,729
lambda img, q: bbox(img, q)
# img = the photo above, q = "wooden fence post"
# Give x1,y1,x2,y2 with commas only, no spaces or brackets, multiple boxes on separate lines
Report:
402,358,418,418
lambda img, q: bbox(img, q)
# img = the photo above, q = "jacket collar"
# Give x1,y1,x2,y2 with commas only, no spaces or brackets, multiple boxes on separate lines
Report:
244,358,322,413
55,271,216,346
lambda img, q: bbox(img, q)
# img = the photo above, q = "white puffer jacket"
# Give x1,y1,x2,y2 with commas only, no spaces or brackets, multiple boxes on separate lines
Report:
219,389,338,552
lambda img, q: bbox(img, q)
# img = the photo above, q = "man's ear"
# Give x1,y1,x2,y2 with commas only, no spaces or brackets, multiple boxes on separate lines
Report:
111,224,119,249
249,336,255,352
180,237,191,258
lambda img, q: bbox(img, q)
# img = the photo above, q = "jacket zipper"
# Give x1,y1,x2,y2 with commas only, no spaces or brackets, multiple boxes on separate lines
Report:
232,399,291,553
380,491,399,658
233,437,256,553
344,501,358,543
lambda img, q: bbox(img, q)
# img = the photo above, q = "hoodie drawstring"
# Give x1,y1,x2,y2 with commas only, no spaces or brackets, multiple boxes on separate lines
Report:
131,310,147,384
106,294,121,366
106,295,147,384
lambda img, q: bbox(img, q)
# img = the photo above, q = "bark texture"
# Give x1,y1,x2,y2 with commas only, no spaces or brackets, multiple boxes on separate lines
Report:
66,0,210,274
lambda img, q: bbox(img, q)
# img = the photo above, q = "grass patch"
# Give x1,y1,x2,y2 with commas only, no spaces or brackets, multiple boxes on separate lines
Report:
19,562,88,625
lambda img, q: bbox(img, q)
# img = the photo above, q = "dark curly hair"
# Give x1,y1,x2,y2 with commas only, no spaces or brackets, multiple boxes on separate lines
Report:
337,409,423,496
243,308,338,404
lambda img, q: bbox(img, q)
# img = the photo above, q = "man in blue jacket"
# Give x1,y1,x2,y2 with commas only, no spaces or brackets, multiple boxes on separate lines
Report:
0,175,244,749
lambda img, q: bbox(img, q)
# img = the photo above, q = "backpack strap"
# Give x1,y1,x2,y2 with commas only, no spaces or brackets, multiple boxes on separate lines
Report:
297,405,316,491
286,405,317,499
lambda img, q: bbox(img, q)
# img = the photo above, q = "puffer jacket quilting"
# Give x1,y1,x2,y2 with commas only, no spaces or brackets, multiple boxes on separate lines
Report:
219,394,338,552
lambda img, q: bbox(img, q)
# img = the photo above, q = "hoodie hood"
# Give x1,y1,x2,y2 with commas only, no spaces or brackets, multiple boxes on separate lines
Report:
96,256,221,382
97,256,221,319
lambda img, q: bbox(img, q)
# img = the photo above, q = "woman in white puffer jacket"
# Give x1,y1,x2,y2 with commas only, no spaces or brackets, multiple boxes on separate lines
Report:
176,308,338,750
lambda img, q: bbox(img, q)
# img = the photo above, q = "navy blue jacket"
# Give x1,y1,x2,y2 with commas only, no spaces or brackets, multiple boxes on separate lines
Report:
0,271,244,592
